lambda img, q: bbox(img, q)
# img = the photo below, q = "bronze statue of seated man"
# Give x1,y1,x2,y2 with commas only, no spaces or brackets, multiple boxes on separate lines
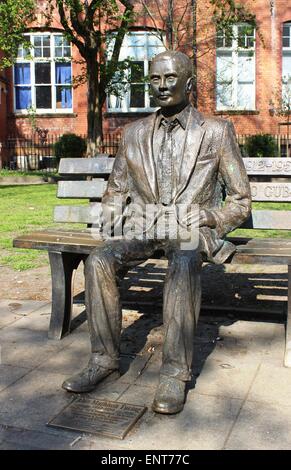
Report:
62,50,251,415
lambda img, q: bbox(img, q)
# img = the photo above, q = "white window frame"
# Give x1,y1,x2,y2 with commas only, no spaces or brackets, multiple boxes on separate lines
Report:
107,31,166,113
216,24,256,111
13,32,73,114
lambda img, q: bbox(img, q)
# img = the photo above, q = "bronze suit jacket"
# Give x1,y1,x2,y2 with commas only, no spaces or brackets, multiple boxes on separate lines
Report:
102,106,252,264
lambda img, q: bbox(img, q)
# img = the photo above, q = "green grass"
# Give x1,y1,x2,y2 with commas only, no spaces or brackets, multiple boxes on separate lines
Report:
0,169,57,177
0,185,291,271
230,202,291,239
0,184,85,271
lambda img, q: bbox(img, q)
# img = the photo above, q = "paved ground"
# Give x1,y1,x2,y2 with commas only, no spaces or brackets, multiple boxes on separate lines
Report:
0,287,290,450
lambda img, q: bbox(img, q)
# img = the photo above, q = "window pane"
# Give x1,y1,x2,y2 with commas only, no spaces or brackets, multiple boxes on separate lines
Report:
216,36,224,48
148,45,165,58
127,46,145,61
56,86,72,108
148,35,164,46
35,63,51,84
15,87,31,109
34,36,42,47
43,36,50,47
247,37,255,48
216,83,232,109
14,64,31,84
56,63,72,84
127,34,145,47
238,52,254,82
36,86,51,108
64,47,71,57
238,25,254,48
216,52,233,82
130,84,145,107
43,47,50,58
17,37,31,58
131,61,144,82
283,82,291,103
55,47,62,57
237,83,254,108
55,36,62,47
224,32,233,48
283,53,291,82
34,47,42,58
283,26,290,37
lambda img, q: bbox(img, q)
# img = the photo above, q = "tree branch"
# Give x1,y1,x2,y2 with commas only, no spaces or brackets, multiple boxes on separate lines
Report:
56,0,86,56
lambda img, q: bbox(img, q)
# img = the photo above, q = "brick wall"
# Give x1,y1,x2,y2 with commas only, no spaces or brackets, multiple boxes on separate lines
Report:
5,0,291,139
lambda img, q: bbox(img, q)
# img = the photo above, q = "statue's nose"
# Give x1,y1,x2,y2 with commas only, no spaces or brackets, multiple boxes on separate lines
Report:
159,77,167,90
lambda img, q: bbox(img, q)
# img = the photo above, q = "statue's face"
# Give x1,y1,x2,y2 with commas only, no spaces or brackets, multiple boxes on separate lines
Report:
150,57,189,110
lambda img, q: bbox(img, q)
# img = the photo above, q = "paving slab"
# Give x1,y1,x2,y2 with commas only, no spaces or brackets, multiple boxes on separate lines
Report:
0,364,31,392
0,369,73,431
36,331,91,375
225,401,291,450
0,423,83,450
0,322,79,368
247,362,291,406
0,299,49,329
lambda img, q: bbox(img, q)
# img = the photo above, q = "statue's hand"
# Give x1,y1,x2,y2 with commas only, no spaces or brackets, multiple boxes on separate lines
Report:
199,209,217,228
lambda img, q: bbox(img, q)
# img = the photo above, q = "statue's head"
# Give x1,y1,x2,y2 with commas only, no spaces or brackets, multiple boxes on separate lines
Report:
149,50,193,113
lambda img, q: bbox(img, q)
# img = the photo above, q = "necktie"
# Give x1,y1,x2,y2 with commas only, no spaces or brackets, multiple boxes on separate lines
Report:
157,119,178,205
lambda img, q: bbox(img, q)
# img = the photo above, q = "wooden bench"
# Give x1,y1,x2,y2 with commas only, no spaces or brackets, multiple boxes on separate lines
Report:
13,156,291,367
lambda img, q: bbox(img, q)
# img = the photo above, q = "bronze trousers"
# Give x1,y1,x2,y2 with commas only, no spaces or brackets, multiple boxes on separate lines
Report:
85,238,202,381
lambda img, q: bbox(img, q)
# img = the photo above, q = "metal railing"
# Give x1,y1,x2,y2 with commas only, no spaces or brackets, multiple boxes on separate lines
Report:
0,133,122,172
1,132,291,172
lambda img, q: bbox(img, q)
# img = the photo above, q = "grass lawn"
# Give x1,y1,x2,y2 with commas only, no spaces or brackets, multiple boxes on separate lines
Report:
0,184,291,271
0,169,57,178
0,184,85,271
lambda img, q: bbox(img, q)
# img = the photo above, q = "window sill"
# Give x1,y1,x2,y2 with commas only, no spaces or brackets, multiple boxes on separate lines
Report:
10,112,77,118
214,110,260,116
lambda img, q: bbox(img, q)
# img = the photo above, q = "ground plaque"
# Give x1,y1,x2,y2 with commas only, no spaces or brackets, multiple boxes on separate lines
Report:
47,397,147,439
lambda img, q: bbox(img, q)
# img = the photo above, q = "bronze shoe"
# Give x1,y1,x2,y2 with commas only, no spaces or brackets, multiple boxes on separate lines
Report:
62,365,118,393
152,375,186,414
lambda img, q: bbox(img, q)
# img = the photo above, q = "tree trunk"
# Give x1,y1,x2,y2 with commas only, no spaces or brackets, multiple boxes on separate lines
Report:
86,55,103,157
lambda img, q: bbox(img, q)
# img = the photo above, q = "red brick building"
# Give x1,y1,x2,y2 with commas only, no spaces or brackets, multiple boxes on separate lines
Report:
2,0,291,153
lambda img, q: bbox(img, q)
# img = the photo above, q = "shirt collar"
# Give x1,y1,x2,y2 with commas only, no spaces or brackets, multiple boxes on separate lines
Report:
157,104,191,130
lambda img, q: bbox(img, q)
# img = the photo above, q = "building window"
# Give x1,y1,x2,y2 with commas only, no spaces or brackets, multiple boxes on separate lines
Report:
282,22,291,106
14,33,72,113
107,31,166,112
216,24,255,111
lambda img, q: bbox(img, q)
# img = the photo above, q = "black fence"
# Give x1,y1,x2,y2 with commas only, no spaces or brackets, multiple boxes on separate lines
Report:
237,134,291,158
1,133,122,172
1,132,291,172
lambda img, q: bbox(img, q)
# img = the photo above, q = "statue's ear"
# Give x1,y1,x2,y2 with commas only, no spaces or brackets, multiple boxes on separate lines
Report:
186,77,193,94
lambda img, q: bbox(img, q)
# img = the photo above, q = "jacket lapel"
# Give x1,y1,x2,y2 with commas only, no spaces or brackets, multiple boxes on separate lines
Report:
136,113,158,202
174,107,206,201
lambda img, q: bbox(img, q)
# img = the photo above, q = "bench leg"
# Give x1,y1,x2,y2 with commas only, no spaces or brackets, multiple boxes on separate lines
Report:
48,251,82,340
284,265,291,367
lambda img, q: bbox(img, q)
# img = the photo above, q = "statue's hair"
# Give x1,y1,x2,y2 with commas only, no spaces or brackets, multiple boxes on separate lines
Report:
151,51,192,79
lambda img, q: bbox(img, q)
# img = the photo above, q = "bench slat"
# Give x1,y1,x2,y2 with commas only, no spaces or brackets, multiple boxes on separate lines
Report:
59,157,114,176
54,203,102,224
57,180,106,199
244,158,291,176
241,210,291,230
250,182,291,202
